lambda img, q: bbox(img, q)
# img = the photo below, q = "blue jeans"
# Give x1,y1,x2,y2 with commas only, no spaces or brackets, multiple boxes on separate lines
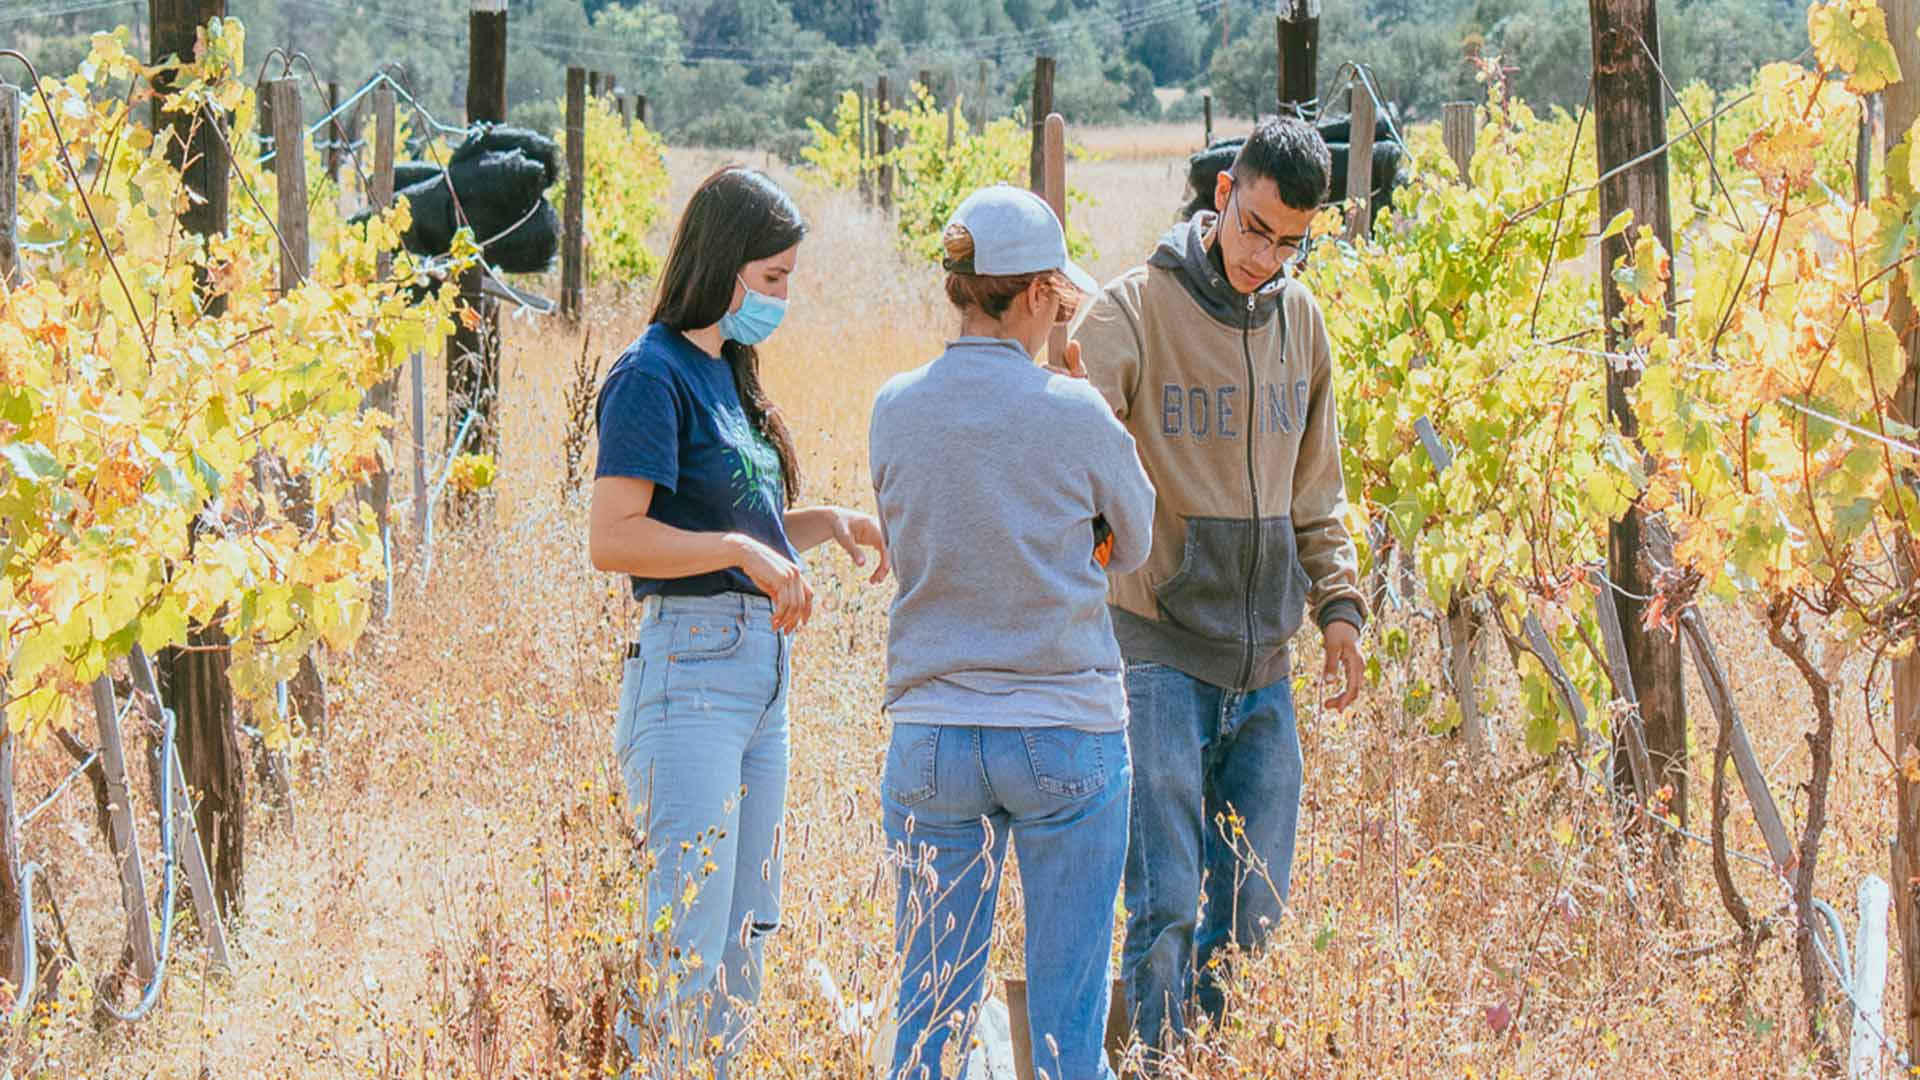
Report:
883,723,1130,1080
612,593,791,1080
1120,661,1302,1056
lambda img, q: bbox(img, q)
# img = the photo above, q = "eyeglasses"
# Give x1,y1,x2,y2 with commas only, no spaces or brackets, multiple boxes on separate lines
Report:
1227,182,1315,271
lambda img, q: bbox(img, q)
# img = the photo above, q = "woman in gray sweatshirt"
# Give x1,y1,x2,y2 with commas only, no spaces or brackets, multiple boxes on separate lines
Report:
868,184,1155,1080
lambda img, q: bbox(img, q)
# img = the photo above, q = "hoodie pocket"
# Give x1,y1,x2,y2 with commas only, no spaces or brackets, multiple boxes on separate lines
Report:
1154,516,1310,645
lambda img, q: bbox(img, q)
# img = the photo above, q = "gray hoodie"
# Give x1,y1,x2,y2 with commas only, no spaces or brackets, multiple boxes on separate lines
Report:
869,336,1157,731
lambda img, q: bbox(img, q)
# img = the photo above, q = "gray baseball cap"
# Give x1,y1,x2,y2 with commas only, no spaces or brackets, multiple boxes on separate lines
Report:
945,183,1101,296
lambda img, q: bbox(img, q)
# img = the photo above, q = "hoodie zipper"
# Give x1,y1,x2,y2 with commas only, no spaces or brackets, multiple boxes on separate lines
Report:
1237,291,1263,691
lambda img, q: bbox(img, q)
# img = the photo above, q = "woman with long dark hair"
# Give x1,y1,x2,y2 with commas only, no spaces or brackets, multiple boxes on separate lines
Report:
589,166,888,1077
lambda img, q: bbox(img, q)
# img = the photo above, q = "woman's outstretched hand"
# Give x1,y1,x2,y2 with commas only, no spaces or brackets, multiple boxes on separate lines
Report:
831,509,892,584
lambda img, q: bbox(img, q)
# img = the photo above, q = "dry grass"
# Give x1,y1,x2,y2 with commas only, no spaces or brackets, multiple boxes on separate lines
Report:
13,127,1904,1078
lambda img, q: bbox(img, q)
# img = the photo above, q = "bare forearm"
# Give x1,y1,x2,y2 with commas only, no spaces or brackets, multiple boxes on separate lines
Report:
590,513,745,580
783,506,843,552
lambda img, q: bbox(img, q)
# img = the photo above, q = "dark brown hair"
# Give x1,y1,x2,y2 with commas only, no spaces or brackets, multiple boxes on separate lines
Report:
652,166,806,503
940,223,1080,324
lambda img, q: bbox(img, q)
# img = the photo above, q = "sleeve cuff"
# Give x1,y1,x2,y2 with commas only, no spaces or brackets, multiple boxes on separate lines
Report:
1316,598,1365,633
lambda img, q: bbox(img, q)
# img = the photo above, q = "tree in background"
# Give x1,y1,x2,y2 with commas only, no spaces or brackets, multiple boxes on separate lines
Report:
3,0,1828,152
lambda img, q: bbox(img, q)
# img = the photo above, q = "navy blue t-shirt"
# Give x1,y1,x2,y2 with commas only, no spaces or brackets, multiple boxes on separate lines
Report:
594,323,798,600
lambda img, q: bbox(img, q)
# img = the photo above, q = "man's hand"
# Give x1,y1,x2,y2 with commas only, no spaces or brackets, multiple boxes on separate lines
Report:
830,509,892,584
1321,619,1365,711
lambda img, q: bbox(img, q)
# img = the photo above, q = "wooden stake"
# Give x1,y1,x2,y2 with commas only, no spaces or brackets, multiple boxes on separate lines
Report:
1276,0,1320,116
857,85,872,206
1029,57,1055,196
1444,598,1494,758
1203,91,1213,146
94,677,158,983
451,0,507,460
412,349,429,542
562,67,587,325
877,76,893,214
1879,3,1920,1045
1589,0,1687,826
325,80,343,184
264,78,309,290
0,80,18,287
154,3,244,913
365,83,398,562
0,671,23,999
1344,77,1376,241
1443,101,1477,184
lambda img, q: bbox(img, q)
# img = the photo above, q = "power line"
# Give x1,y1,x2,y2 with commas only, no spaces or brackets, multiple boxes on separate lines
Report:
0,0,140,26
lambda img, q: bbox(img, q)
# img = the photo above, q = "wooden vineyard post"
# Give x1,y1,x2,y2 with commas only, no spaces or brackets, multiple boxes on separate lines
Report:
1859,93,1876,204
152,0,245,917
1343,76,1376,242
265,78,310,292
0,102,16,995
365,83,398,567
1276,0,1320,117
0,90,15,976
0,79,17,286
918,68,933,101
1203,91,1213,146
1443,102,1477,185
325,80,343,184
1589,0,1687,829
152,0,229,246
263,77,328,745
562,67,586,325
450,0,508,464
946,100,956,152
0,695,19,1000
412,345,429,543
1591,566,1689,922
617,93,631,128
1043,112,1068,366
1029,56,1054,197
635,93,647,127
94,677,159,984
1878,0,1920,1053
1443,599,1493,759
857,85,872,207
876,76,893,214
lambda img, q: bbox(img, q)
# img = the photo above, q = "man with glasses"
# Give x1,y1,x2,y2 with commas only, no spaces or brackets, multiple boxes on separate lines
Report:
1068,115,1367,1063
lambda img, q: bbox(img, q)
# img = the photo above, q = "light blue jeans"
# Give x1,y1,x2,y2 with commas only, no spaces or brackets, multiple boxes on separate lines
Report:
613,592,790,1080
883,722,1131,1080
1120,660,1302,1060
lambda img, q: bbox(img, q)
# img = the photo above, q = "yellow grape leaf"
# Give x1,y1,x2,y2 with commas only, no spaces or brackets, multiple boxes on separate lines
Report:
1833,315,1904,404
1809,0,1903,93
1736,121,1823,195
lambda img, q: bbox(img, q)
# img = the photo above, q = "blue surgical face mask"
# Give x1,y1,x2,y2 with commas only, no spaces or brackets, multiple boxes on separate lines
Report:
718,275,787,345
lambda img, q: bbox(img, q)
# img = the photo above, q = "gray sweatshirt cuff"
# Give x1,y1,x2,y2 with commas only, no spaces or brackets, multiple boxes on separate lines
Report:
1316,598,1365,633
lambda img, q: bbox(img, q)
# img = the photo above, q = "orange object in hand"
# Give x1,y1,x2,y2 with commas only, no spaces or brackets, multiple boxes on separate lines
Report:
1093,515,1114,568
